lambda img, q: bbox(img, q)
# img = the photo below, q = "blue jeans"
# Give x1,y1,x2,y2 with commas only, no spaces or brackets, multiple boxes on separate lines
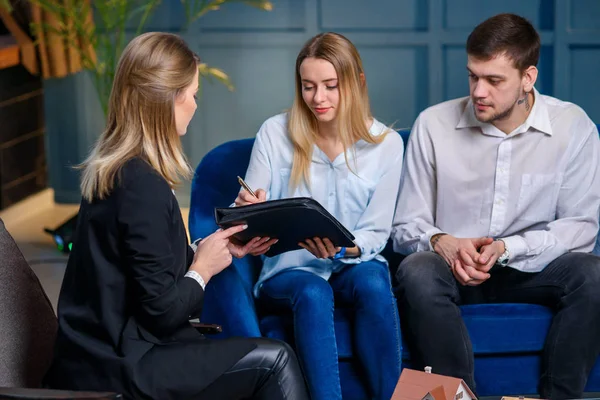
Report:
259,260,401,400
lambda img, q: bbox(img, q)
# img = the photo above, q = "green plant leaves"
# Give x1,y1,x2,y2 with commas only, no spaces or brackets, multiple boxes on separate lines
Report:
14,0,272,116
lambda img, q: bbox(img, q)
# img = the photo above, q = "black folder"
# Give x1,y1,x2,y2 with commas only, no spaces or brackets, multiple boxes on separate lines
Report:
214,197,355,257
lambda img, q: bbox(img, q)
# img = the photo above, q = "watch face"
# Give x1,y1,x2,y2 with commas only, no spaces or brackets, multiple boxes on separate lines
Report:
498,252,509,265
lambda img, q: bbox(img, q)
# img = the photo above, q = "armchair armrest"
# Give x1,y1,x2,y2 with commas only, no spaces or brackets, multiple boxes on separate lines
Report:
0,388,121,399
190,322,223,335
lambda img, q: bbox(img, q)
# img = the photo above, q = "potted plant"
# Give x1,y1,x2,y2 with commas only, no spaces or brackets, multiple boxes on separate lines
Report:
0,0,272,250
1,0,272,114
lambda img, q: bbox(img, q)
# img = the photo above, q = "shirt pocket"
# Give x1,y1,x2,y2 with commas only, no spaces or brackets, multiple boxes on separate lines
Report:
344,172,377,218
279,168,292,198
517,173,560,222
279,168,310,198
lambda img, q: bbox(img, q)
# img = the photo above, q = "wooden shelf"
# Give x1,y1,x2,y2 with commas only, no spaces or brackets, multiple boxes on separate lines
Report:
0,35,19,70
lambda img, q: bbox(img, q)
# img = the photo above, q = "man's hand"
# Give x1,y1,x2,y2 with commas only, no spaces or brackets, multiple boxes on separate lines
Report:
474,240,506,272
432,234,495,286
451,259,490,286
228,236,278,258
432,234,493,268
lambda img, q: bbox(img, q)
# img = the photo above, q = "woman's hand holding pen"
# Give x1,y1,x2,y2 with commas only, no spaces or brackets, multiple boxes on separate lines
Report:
234,188,267,206
231,177,278,255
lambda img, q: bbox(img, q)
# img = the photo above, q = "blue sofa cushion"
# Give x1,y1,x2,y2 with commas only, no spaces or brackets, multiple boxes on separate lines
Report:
458,304,553,354
260,303,554,362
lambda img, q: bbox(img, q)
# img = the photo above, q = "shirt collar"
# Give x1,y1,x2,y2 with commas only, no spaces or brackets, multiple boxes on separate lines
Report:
311,118,382,165
456,87,553,137
524,88,553,136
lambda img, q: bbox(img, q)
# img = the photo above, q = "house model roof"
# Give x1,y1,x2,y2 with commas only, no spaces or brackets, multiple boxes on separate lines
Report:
391,368,477,400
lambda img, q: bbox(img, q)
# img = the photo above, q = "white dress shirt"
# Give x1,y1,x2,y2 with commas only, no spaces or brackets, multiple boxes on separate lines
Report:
392,88,600,272
244,113,404,295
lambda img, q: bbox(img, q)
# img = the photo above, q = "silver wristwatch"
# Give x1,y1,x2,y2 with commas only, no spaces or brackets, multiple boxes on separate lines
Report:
496,239,510,266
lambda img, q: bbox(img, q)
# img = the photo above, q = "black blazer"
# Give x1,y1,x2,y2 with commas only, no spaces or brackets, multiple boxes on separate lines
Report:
45,158,255,399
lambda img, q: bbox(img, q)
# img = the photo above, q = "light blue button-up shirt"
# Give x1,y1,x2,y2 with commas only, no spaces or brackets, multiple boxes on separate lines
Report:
241,113,404,296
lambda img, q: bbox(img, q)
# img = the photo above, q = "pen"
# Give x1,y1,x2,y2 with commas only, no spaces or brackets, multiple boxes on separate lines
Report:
237,176,258,198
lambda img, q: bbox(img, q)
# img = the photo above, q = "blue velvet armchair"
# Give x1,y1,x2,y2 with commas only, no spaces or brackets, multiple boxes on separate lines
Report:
189,126,600,399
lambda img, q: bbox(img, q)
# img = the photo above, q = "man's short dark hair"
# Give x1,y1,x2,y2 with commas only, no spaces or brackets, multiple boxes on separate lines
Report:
466,13,540,72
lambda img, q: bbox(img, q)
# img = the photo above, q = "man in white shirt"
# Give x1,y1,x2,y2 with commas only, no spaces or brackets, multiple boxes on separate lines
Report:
392,13,600,400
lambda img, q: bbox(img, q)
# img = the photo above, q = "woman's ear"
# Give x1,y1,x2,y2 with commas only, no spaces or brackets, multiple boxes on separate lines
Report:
174,89,186,105
360,72,366,87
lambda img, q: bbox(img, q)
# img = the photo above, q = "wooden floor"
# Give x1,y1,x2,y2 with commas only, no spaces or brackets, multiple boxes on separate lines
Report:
0,188,189,311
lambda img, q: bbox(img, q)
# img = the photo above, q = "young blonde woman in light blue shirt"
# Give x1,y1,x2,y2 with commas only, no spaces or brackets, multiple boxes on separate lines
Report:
235,32,403,400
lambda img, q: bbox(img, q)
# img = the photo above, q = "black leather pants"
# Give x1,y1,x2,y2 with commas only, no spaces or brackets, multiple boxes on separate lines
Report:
198,338,310,400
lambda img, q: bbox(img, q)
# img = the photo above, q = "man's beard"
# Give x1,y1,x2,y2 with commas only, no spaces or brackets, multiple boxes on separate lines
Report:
473,89,521,123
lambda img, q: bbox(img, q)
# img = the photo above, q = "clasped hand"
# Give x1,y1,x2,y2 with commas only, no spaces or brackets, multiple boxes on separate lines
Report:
433,235,506,286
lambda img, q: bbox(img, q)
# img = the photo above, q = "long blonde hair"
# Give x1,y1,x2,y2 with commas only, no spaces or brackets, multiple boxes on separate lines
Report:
288,32,386,189
80,32,199,201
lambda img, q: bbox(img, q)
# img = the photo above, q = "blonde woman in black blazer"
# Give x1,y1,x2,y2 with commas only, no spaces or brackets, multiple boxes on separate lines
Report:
44,32,307,400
